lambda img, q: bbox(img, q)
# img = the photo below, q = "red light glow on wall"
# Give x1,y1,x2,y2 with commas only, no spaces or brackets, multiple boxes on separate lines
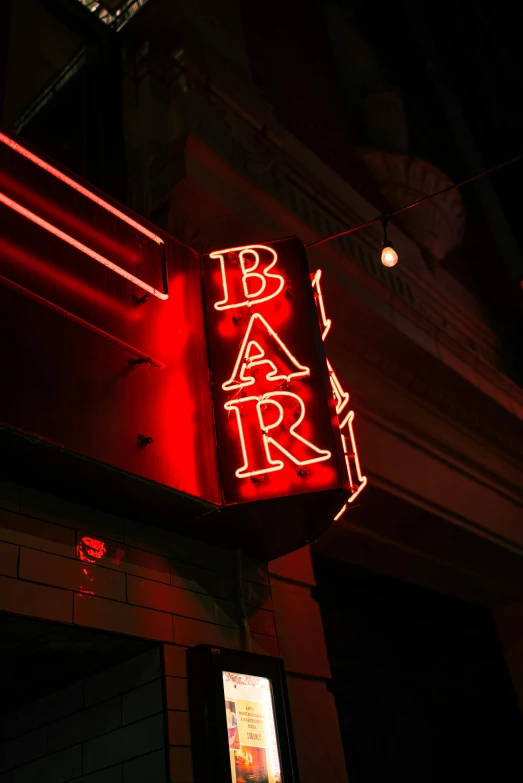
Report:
76,536,107,595
75,536,126,595
0,133,162,244
76,536,107,563
0,130,221,507
202,239,348,504
311,269,367,519
0,190,167,300
0,132,168,299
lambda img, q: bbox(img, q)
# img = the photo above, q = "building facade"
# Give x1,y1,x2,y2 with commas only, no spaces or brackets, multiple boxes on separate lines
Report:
1,1,522,781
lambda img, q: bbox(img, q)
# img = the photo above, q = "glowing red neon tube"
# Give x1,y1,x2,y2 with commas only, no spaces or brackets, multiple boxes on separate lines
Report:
222,312,310,392
224,391,332,479
0,132,163,245
311,268,368,517
210,244,285,310
311,269,332,340
0,273,165,368
0,191,168,300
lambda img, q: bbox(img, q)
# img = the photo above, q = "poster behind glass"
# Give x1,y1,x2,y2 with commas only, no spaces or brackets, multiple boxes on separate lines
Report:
223,670,283,783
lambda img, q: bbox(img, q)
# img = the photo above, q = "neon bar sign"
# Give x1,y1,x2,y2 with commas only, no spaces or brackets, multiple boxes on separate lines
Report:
0,130,366,526
202,239,349,505
311,270,367,518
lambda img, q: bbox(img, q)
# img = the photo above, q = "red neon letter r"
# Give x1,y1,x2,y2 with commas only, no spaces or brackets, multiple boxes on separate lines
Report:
225,392,331,478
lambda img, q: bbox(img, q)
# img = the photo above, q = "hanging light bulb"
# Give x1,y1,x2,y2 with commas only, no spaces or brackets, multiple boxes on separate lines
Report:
381,244,398,267
380,218,398,267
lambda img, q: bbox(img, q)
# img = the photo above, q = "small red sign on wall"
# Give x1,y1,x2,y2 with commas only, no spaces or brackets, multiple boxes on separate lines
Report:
201,239,349,505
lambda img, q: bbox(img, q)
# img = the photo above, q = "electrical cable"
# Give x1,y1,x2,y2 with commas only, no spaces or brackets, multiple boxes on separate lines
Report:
305,152,523,250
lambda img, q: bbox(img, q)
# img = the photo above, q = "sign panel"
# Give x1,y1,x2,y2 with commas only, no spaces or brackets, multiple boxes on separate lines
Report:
223,671,282,783
201,239,349,505
0,132,364,550
0,132,221,506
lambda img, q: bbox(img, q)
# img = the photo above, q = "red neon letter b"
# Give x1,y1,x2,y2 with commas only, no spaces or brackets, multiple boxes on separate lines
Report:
211,245,285,310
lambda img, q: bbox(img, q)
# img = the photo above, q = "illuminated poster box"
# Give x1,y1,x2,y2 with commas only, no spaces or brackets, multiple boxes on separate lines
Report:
223,671,281,783
187,645,299,783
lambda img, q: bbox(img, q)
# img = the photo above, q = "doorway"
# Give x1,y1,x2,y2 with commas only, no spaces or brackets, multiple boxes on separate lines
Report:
0,613,169,781
313,555,523,783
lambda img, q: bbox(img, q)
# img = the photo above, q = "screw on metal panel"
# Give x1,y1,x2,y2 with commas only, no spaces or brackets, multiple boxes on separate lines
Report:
128,357,153,366
136,434,153,447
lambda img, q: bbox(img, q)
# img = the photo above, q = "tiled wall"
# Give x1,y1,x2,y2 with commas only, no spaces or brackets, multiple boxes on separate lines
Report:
0,648,167,783
0,479,278,783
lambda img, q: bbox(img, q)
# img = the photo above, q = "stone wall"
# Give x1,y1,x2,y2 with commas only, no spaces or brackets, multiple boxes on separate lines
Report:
0,648,167,783
0,478,277,783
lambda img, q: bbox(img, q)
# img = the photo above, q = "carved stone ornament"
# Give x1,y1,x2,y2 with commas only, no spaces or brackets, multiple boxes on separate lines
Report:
359,149,466,262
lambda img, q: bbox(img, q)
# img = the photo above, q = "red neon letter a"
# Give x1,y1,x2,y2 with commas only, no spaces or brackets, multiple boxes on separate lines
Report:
211,245,285,310
222,313,309,391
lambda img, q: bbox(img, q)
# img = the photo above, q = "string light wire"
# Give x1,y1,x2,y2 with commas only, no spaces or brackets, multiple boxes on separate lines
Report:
305,152,523,250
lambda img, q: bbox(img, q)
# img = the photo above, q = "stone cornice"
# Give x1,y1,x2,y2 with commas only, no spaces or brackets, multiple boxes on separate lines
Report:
352,378,523,509
336,314,523,463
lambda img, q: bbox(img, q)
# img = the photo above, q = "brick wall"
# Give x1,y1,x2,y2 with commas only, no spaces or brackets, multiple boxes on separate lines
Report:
0,479,278,783
0,648,167,783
